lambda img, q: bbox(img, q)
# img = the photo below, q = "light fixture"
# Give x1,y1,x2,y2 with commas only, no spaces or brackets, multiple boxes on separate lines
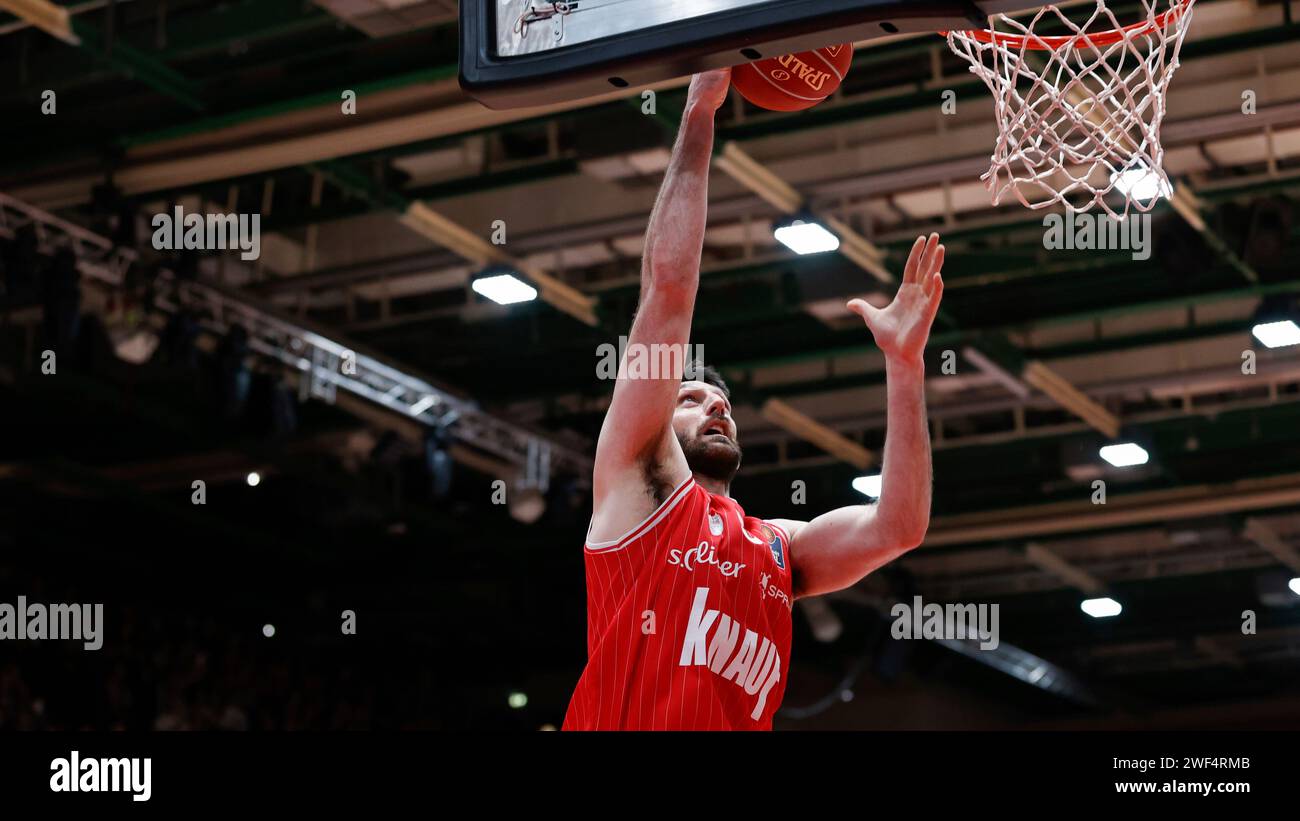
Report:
1290,577,1300,597
262,624,276,638
1249,295,1300,349
774,214,840,255
1080,597,1122,618
1110,165,1172,201
246,471,262,487
1099,442,1148,468
508,691,528,709
852,474,882,499
471,268,537,305
1252,319,1300,349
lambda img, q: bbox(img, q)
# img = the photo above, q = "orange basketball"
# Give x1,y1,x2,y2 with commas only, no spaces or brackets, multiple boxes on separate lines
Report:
731,43,854,112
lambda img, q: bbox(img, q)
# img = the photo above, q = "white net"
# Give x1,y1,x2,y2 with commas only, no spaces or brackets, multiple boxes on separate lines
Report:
947,0,1195,219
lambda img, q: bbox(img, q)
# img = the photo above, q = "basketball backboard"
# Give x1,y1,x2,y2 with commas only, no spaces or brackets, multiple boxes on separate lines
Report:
460,0,1028,109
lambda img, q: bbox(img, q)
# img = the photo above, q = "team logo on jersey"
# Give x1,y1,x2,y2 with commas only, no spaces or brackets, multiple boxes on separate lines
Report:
678,587,783,721
758,523,786,570
708,512,724,537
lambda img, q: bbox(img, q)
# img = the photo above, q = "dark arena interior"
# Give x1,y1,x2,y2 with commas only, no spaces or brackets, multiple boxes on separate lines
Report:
0,0,1299,754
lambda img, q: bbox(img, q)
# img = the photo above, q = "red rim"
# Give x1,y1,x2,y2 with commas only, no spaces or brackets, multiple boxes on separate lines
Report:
944,0,1192,50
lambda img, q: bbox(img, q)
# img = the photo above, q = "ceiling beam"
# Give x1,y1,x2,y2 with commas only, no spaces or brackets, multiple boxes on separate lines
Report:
713,141,893,283
1242,517,1300,573
1022,360,1122,439
924,471,1300,548
1023,542,1105,594
398,200,598,326
760,398,874,469
0,0,78,44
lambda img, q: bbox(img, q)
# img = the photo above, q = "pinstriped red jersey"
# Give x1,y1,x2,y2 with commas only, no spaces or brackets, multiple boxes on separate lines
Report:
563,477,794,730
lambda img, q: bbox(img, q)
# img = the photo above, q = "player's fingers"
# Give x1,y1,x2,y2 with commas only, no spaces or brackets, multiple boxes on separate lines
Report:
919,233,940,279
903,235,925,284
929,243,945,279
927,275,944,321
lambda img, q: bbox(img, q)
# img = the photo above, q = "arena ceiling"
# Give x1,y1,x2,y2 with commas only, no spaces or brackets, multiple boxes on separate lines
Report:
2,0,1299,725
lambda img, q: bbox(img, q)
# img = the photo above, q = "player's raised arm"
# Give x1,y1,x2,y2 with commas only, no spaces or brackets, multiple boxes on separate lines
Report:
590,70,730,512
772,234,944,598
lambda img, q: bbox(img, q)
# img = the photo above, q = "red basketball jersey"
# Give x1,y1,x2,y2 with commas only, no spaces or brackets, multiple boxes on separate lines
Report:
563,477,794,730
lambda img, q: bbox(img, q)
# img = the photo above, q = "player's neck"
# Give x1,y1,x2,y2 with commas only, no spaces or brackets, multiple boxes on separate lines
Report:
693,474,730,498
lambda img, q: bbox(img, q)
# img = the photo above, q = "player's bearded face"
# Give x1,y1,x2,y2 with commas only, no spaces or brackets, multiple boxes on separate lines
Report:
674,383,742,484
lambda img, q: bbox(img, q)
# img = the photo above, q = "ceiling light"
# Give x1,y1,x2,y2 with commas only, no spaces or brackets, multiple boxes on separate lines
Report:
472,271,537,305
1080,597,1122,618
774,216,840,255
1099,442,1148,468
1111,165,1172,201
852,474,882,499
1252,319,1300,349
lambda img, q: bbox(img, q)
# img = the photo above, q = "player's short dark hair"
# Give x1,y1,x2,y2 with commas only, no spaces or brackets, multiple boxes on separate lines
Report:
684,363,730,399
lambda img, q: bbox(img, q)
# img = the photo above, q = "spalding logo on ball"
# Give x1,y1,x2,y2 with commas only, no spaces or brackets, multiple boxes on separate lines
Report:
731,43,854,112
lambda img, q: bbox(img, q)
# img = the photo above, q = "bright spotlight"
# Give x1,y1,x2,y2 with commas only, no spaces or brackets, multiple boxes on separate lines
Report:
246,471,262,487
1099,443,1148,468
852,474,882,499
472,272,537,305
774,218,840,255
1252,319,1300,349
1080,597,1122,618
1111,165,1172,201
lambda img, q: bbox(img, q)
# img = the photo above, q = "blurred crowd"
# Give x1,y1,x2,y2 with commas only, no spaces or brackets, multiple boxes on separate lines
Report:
0,610,379,731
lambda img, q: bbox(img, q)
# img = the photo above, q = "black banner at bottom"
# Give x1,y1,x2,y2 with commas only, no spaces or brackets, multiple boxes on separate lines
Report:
0,730,1290,808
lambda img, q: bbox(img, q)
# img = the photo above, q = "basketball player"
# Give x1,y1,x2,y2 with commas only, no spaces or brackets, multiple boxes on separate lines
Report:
564,69,944,730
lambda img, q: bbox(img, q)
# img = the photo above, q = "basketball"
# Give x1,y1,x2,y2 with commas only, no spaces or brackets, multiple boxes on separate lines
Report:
730,43,854,112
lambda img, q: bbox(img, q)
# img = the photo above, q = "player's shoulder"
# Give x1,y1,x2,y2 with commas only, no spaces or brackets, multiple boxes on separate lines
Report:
762,518,803,545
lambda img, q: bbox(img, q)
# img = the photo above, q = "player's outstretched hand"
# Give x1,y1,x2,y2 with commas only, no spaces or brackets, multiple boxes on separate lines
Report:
847,233,945,366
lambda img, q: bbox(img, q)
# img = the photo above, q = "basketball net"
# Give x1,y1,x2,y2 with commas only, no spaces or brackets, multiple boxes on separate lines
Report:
947,0,1195,219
